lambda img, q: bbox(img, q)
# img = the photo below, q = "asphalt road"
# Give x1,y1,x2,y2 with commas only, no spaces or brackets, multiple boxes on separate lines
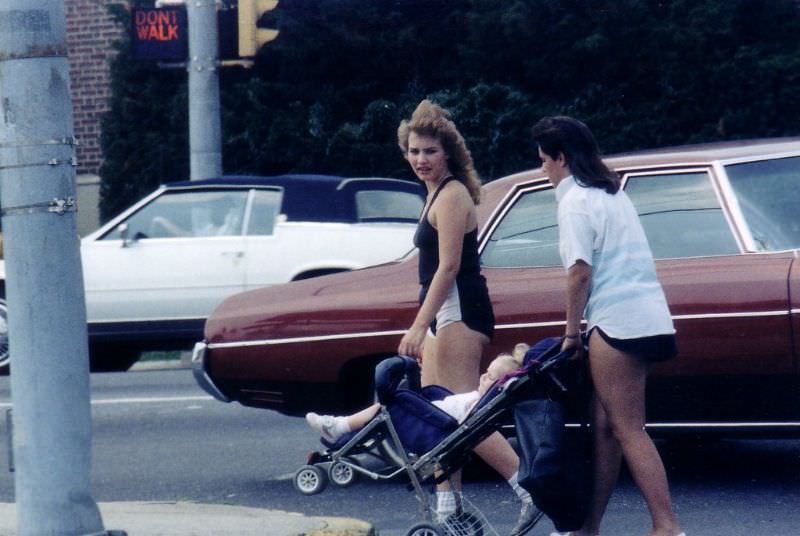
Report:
1,368,799,535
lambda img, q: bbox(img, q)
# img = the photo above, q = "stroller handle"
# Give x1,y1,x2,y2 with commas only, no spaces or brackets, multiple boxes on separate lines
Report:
375,355,421,405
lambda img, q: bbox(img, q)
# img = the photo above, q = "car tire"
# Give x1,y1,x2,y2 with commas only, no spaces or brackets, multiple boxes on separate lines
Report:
293,464,328,495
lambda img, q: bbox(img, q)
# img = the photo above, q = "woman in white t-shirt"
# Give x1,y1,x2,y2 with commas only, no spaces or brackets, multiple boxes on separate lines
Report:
531,116,684,536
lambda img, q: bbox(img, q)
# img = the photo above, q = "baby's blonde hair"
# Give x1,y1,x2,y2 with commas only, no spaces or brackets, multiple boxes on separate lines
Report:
487,342,531,381
511,342,530,365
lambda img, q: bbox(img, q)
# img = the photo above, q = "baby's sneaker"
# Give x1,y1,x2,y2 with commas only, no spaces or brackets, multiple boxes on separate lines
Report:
305,412,344,443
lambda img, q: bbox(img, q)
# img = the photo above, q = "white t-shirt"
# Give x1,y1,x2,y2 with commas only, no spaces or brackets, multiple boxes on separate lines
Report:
556,176,675,339
432,391,481,422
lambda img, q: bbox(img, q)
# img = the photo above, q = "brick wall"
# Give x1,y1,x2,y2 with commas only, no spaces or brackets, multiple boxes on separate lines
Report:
65,0,126,176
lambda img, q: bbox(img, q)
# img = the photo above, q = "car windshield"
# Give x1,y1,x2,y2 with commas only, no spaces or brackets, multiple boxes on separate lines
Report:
355,189,424,223
725,156,800,251
102,189,249,240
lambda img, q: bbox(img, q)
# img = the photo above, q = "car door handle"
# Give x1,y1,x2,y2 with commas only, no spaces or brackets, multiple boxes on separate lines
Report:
221,251,244,259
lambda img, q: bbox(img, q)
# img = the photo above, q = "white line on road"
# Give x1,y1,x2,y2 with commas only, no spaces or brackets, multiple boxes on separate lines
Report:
0,395,214,408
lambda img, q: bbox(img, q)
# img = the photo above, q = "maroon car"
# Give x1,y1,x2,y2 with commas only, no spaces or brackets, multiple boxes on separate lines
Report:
193,138,800,434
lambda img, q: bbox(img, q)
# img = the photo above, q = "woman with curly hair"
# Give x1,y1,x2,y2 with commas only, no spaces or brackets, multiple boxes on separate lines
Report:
397,101,540,532
396,98,492,401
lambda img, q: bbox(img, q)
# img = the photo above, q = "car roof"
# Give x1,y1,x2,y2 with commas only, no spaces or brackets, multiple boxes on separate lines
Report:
165,174,403,191
478,137,800,223
161,174,423,223
605,136,800,168
489,137,800,188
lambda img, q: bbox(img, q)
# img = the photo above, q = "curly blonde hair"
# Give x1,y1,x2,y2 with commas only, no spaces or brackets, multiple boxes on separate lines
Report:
397,99,482,204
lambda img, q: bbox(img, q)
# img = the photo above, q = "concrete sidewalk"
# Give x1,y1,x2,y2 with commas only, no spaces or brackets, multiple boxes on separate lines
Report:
0,501,375,536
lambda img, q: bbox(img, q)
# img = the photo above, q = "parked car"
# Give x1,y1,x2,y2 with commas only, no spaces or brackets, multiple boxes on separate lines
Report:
194,139,800,434
0,174,424,371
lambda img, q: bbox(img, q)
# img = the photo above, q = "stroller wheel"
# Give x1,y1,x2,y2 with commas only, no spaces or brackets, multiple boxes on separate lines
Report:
293,464,328,495
329,459,357,487
441,511,483,536
405,522,443,536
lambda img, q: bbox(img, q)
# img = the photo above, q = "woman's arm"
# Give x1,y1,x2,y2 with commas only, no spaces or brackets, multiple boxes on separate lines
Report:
563,259,591,352
398,185,471,358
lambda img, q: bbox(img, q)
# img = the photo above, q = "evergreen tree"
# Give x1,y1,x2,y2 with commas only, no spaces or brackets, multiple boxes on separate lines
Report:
100,0,800,220
100,3,188,221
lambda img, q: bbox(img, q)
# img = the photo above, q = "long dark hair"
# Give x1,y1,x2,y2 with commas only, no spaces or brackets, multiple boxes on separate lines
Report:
531,116,620,194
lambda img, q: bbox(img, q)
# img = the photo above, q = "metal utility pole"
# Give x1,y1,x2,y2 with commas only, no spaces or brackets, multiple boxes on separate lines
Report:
187,0,223,180
0,2,105,535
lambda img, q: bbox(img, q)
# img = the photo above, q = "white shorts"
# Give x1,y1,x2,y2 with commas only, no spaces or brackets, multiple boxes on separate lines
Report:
427,283,462,338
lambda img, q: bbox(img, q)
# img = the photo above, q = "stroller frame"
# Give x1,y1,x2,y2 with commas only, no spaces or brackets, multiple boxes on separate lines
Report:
300,406,440,519
294,343,576,535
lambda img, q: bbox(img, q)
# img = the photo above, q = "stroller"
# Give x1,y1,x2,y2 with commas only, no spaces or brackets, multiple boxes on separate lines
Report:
293,337,585,536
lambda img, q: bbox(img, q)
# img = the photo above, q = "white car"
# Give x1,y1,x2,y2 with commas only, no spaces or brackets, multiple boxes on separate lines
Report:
0,175,424,371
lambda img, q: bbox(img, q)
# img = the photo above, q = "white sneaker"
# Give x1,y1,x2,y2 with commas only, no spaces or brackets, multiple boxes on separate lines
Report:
305,412,342,443
434,509,455,525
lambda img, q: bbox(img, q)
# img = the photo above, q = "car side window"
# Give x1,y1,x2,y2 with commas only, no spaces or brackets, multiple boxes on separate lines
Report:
481,186,561,268
724,156,800,251
102,190,248,240
355,190,424,223
623,171,739,259
246,189,282,236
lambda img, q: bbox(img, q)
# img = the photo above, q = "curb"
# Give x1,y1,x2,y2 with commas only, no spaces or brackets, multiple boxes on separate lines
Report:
302,516,376,536
0,502,375,536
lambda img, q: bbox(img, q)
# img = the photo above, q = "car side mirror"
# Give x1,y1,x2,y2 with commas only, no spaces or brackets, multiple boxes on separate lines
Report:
118,223,130,248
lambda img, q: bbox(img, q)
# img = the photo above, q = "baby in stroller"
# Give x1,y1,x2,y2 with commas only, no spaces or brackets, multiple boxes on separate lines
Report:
306,344,541,536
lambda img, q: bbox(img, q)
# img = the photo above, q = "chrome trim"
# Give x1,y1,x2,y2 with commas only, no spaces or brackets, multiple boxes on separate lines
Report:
337,177,422,190
717,149,800,167
673,310,788,320
495,320,565,331
503,421,800,432
206,309,792,350
206,329,407,350
713,160,754,251
498,310,789,332
165,183,283,192
643,422,800,429
190,341,231,403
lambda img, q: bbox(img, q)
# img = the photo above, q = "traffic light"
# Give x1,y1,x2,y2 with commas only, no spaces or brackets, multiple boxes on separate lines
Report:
237,0,279,58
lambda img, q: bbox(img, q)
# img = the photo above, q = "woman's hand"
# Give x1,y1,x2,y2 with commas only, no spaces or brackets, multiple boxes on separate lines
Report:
561,334,584,358
398,324,427,360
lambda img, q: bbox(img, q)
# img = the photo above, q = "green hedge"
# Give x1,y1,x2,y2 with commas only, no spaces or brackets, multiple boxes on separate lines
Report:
100,0,800,221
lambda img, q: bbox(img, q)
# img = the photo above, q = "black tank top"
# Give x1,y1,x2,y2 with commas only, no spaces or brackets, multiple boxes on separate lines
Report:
413,177,482,286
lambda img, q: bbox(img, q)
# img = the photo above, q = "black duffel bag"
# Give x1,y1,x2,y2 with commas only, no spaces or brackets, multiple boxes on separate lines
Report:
514,337,593,533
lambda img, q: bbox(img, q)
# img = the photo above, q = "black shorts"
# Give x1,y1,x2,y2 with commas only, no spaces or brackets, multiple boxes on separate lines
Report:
593,327,677,362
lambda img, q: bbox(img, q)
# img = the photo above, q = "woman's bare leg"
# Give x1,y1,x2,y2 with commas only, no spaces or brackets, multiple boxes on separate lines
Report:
576,394,623,535
423,322,486,393
586,332,681,536
421,322,487,498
